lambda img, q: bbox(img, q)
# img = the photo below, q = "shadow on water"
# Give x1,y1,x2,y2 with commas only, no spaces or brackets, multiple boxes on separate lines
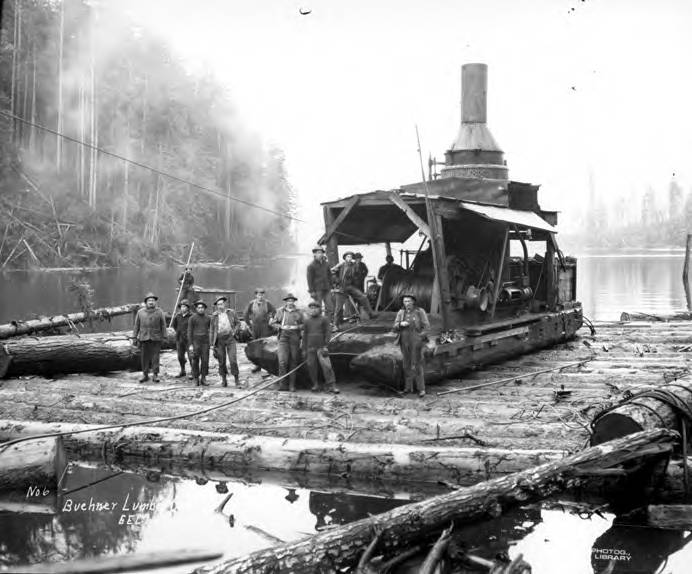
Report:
2,463,692,573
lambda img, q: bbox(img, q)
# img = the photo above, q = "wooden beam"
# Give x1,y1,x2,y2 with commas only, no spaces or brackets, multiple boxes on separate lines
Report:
318,195,359,245
427,209,452,329
386,192,431,237
489,226,509,319
546,234,557,310
323,206,339,266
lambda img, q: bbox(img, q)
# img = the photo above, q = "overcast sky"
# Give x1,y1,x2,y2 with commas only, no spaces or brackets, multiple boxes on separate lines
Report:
121,0,692,242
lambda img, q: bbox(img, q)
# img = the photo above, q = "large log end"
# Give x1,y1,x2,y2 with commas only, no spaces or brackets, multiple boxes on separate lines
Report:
0,436,68,492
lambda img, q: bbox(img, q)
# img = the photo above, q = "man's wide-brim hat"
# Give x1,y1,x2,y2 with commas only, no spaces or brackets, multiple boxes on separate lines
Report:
400,293,417,302
283,293,298,301
214,296,228,305
342,251,354,260
312,245,325,253
179,298,191,308
194,299,208,308
143,291,158,302
354,252,363,259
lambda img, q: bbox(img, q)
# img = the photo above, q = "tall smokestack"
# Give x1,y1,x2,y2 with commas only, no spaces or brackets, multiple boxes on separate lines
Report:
441,63,508,181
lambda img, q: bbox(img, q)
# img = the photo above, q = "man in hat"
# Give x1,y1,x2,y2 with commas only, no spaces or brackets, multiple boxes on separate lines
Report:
187,300,211,386
331,251,377,329
210,296,241,387
270,293,304,392
306,246,334,321
177,267,195,303
302,300,339,393
171,299,193,378
393,293,430,397
245,288,276,373
133,292,167,383
353,252,368,292
377,254,404,281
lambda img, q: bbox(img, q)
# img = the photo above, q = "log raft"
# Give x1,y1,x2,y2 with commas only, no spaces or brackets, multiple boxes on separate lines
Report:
0,328,176,378
0,303,141,339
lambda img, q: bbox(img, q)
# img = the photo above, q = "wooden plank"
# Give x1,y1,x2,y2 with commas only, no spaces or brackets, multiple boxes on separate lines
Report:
9,549,224,574
386,192,431,237
434,326,530,356
318,195,359,244
429,210,453,329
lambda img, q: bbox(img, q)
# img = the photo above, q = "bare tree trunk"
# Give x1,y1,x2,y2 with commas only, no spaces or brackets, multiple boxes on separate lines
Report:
78,80,86,198
29,43,36,153
88,14,98,209
56,0,64,170
10,0,18,141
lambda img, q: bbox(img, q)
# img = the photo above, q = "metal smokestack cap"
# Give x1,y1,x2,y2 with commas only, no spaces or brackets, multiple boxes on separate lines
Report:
442,63,508,181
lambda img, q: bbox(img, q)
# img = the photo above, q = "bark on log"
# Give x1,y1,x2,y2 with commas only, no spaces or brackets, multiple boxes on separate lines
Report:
0,303,141,339
0,420,566,484
620,311,692,322
0,436,67,492
590,379,692,446
191,429,677,574
0,329,176,378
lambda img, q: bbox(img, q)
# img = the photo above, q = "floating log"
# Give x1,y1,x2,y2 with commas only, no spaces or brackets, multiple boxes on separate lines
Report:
590,378,692,446
0,329,176,378
9,549,224,574
620,311,692,322
0,420,566,484
644,505,692,529
0,303,141,339
0,436,67,492
192,429,677,574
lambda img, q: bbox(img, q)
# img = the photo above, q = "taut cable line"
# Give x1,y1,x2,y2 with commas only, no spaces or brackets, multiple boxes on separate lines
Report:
0,110,305,223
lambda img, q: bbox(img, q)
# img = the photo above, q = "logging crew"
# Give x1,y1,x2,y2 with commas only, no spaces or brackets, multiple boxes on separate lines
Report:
210,296,241,387
302,300,339,394
377,255,404,281
187,300,211,386
271,293,304,392
178,267,195,303
133,292,167,383
245,288,276,373
306,246,334,322
171,299,192,379
393,293,430,397
331,251,377,329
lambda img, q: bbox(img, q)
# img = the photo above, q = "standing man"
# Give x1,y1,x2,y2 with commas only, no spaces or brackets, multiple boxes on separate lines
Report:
178,267,195,303
245,288,276,373
171,299,192,379
133,292,166,383
378,255,404,281
210,296,240,387
302,301,339,394
331,251,377,330
353,253,368,292
306,246,334,321
393,293,430,398
271,293,304,392
187,300,211,386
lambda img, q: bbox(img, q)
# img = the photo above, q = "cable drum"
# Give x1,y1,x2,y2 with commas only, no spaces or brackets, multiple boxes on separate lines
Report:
380,268,434,312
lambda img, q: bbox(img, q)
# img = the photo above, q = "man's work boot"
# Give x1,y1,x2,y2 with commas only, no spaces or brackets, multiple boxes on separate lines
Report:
418,390,426,398
200,375,209,386
138,373,149,383
194,377,200,387
221,374,228,387
289,380,296,393
329,385,340,394
234,374,240,387
152,373,160,383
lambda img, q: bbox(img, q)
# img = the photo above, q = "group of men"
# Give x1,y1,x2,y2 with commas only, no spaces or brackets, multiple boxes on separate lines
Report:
132,244,429,396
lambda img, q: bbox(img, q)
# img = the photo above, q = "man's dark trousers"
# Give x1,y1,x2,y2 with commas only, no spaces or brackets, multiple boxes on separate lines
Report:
140,340,161,376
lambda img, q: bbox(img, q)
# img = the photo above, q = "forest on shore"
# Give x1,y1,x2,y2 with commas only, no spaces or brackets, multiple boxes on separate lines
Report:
0,0,297,269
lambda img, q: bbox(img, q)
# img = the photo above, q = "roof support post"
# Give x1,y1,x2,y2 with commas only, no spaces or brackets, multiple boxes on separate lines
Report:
546,234,557,311
323,206,339,266
489,226,509,319
319,195,360,246
426,204,452,329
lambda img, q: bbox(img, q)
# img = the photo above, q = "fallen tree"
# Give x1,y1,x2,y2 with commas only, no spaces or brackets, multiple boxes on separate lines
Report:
0,436,67,492
0,420,566,484
0,329,176,378
191,429,678,574
620,311,692,322
0,303,141,339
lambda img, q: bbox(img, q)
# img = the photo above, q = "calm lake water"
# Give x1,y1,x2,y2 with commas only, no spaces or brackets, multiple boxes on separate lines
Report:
2,464,690,574
0,251,688,325
2,251,691,572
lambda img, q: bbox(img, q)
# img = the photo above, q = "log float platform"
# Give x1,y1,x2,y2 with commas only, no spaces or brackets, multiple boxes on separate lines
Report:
1,319,692,485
